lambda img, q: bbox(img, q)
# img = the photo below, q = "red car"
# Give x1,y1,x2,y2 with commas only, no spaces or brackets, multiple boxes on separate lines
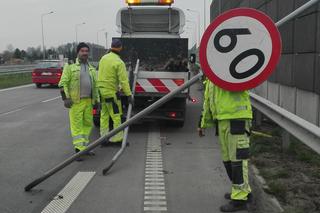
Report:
32,60,64,88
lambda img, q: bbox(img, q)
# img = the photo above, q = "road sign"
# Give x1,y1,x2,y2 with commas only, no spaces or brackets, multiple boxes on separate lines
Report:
199,8,282,91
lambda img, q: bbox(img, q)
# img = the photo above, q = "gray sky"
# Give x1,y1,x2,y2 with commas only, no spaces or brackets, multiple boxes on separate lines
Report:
0,0,211,52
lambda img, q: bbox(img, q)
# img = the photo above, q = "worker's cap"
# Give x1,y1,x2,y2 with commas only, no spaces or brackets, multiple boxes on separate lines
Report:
77,42,90,53
111,39,122,48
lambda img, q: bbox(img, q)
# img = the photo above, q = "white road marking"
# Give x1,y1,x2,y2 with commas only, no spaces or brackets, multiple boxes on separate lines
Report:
0,84,33,93
0,108,23,116
144,125,167,212
41,171,95,213
42,96,61,103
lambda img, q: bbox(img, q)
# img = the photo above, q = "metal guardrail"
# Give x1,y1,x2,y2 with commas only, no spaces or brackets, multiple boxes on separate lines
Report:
250,0,320,155
0,69,33,75
250,93,320,155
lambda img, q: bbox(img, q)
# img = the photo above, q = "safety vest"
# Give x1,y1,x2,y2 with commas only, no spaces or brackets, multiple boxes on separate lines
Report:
201,81,253,128
58,59,99,104
97,51,132,99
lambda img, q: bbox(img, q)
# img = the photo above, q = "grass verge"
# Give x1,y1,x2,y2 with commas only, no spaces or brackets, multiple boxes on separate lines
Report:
0,72,32,89
251,121,320,213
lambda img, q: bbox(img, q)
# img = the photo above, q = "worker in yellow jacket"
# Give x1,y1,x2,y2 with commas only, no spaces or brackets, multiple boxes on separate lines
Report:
199,80,253,212
58,42,99,159
97,39,133,146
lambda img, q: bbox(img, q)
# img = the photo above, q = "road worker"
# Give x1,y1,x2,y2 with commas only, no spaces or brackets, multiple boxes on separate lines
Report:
58,42,99,160
198,80,253,212
97,39,133,146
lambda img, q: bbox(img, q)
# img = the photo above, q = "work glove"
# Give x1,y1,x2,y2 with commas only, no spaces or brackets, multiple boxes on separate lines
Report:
128,95,134,106
197,128,205,137
64,99,73,109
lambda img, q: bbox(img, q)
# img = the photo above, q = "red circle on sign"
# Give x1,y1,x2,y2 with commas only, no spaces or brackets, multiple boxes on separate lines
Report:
199,8,282,91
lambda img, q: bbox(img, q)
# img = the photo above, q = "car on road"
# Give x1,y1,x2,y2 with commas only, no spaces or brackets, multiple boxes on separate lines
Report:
32,60,64,88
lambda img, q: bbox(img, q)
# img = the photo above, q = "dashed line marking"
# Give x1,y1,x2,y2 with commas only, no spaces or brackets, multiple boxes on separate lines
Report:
144,125,167,212
42,96,61,103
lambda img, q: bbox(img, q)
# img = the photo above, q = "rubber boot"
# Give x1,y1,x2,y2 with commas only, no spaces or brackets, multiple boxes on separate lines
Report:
220,200,247,212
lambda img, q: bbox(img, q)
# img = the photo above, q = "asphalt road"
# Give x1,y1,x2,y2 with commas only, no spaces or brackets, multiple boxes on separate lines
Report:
0,83,248,213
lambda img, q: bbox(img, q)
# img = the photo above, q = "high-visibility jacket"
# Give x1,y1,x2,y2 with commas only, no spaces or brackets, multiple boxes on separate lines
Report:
58,59,99,104
97,51,132,98
201,81,253,128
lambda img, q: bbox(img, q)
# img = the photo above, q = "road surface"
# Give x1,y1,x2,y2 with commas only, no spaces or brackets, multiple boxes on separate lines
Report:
0,83,248,213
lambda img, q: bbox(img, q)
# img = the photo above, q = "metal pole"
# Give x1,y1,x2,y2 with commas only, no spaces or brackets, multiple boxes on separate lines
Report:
204,0,207,32
41,16,45,60
41,11,54,60
75,22,85,44
102,59,140,175
24,72,203,192
96,28,106,45
276,0,320,27
187,9,201,47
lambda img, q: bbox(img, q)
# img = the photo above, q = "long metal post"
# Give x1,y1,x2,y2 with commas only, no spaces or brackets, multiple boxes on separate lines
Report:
24,72,203,191
276,0,319,27
102,60,140,175
41,15,45,60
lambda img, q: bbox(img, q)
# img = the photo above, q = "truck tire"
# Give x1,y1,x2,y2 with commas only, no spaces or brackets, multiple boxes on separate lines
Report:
36,83,42,88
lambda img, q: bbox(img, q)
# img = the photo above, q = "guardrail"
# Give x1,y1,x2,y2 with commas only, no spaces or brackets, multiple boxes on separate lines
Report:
0,69,33,75
249,0,320,155
250,93,320,155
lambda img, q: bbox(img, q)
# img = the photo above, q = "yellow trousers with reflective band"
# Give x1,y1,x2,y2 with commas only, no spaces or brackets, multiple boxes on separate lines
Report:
218,119,252,201
69,98,93,151
100,97,123,143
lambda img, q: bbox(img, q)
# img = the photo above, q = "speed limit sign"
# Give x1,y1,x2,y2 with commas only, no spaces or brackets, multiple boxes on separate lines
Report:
199,8,282,91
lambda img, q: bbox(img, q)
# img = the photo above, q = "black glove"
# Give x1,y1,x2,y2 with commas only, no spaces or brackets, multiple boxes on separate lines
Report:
128,95,134,106
64,99,73,108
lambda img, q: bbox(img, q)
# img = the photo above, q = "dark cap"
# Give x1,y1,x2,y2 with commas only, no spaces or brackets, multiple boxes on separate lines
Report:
76,42,90,53
111,39,122,48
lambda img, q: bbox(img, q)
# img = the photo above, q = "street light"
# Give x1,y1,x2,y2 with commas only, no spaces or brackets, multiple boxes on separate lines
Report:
204,0,207,30
41,11,54,60
75,22,86,44
187,9,200,46
185,27,196,47
96,28,106,45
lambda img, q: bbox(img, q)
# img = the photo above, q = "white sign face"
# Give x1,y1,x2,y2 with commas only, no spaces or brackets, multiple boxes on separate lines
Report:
200,8,282,91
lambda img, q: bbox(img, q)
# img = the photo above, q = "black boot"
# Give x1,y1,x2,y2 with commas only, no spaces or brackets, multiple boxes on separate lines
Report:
75,149,85,161
220,200,247,212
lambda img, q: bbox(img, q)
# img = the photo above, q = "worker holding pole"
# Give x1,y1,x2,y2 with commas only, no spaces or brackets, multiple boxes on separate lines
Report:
97,39,134,146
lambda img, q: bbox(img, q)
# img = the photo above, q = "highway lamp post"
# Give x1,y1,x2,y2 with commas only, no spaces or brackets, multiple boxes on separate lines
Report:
96,28,106,45
41,11,54,60
186,9,200,47
186,27,196,47
75,22,86,44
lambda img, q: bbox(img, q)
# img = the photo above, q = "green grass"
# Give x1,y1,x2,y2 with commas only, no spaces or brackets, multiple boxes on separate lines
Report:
0,72,32,89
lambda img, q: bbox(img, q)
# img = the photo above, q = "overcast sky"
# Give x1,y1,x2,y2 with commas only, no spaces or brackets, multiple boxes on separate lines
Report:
0,0,212,52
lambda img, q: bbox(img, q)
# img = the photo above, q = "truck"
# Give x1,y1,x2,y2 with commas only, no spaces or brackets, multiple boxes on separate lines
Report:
94,0,190,127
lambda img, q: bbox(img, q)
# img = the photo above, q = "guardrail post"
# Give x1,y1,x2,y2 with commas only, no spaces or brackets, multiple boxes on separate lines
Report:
281,130,292,151
254,110,263,127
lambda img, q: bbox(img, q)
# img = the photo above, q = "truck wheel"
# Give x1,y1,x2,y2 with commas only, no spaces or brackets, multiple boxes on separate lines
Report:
36,83,42,88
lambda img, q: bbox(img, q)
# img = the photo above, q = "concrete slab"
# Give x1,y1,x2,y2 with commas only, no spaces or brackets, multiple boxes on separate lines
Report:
294,13,318,53
294,53,316,92
279,85,296,113
296,89,320,125
267,82,280,105
277,54,294,86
